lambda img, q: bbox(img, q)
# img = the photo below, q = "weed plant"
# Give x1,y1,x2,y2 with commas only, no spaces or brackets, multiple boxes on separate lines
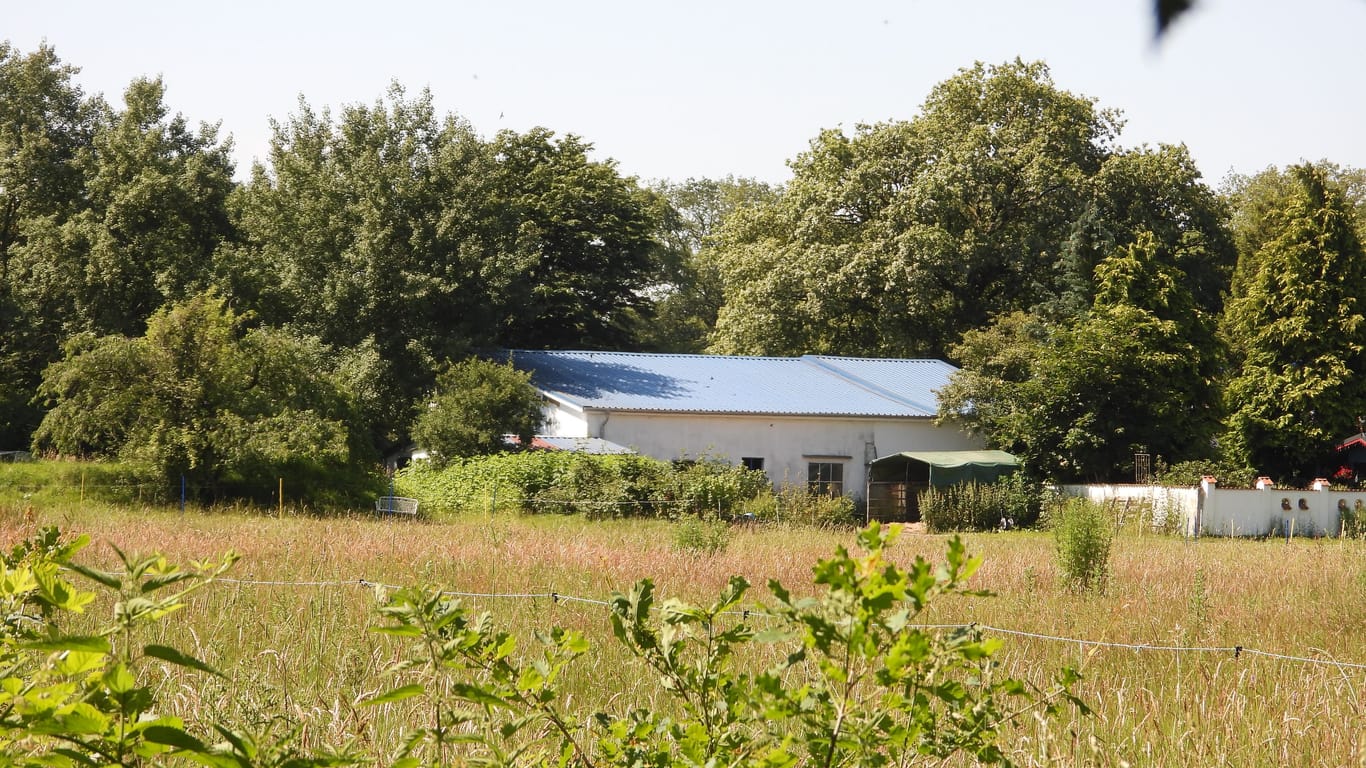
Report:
671,513,731,555
920,475,1043,532
1050,497,1114,592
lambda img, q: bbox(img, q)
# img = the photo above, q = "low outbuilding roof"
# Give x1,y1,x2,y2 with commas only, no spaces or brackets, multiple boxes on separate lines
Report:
868,450,1020,487
509,350,958,418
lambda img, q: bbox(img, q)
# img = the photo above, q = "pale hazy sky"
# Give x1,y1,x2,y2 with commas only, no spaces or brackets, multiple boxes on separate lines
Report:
7,0,1366,187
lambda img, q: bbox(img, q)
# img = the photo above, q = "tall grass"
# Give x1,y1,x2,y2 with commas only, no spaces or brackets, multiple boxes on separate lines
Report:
3,498,1363,766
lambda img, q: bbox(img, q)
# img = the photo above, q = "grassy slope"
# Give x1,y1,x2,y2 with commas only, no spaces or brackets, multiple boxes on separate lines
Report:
2,494,1364,766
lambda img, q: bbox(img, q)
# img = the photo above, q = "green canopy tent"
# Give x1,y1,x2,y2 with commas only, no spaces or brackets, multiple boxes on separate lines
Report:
866,450,1020,523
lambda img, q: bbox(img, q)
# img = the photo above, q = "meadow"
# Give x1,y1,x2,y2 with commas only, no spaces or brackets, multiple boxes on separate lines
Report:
2,490,1364,766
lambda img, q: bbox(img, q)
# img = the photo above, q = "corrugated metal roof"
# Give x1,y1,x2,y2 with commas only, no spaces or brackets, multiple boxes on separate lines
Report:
510,350,955,417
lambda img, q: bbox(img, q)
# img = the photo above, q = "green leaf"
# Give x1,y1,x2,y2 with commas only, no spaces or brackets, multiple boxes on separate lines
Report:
65,562,122,590
21,635,111,654
362,684,425,706
144,644,225,678
102,663,137,694
449,681,511,709
143,724,208,751
140,571,196,593
370,625,423,637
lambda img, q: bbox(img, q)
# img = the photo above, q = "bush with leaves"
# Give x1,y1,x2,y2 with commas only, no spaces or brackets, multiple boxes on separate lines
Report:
1052,497,1115,592
921,476,1042,532
31,293,377,505
368,523,1089,766
410,357,546,465
1152,458,1257,488
671,513,731,555
0,526,358,766
664,455,771,517
397,451,769,519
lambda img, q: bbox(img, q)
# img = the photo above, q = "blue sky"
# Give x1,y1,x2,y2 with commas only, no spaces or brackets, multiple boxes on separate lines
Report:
8,0,1366,187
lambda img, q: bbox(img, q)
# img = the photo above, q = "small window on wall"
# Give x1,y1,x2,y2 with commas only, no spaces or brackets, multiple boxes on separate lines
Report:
741,457,765,472
808,461,844,496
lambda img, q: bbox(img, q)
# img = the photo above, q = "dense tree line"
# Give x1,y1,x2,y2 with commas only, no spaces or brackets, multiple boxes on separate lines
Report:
4,42,1364,491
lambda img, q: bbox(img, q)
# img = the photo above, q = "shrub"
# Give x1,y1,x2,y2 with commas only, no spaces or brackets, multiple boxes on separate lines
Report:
398,451,768,519
664,455,771,517
1344,500,1366,538
755,482,859,527
410,357,545,464
921,475,1043,532
1052,496,1114,592
672,513,731,555
1154,458,1257,488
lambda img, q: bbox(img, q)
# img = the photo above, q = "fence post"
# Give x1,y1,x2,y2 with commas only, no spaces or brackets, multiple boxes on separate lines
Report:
180,475,185,514
278,477,284,517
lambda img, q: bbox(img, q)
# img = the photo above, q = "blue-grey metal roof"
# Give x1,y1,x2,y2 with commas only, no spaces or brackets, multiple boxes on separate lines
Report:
509,351,956,418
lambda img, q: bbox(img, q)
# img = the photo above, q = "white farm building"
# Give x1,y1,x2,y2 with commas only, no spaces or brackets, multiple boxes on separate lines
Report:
509,350,985,505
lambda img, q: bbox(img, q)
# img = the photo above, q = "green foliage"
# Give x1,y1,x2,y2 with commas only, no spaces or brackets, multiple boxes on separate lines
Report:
487,127,668,351
1153,458,1257,488
0,43,98,447
671,514,731,556
32,293,377,504
0,527,347,767
940,233,1223,482
664,456,772,517
396,451,771,519
1220,164,1366,482
411,357,545,464
397,451,670,517
1051,497,1114,592
709,59,1118,358
227,91,668,446
0,459,148,506
365,585,591,767
734,483,859,528
1341,500,1366,539
372,523,1088,766
920,476,1043,533
642,176,780,353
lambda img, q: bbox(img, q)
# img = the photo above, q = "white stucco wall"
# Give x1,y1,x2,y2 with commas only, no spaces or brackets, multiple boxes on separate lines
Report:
1197,483,1352,537
1057,481,1360,538
541,405,982,500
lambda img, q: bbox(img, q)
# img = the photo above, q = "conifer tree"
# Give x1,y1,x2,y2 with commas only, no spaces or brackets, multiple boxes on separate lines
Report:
1221,164,1366,480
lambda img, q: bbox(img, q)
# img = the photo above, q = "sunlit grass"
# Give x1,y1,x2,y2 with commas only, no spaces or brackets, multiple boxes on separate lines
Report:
3,497,1364,766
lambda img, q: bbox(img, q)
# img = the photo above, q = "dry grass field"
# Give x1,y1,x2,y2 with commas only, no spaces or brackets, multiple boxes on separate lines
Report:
3,498,1364,766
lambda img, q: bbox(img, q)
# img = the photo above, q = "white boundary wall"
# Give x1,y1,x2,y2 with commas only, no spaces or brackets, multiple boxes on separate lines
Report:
1056,484,1200,535
1059,479,1362,537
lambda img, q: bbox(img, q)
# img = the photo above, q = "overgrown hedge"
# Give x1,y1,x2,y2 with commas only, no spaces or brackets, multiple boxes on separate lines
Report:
395,452,771,519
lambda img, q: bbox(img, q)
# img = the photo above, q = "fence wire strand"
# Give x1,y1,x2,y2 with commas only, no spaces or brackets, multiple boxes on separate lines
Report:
206,574,1366,673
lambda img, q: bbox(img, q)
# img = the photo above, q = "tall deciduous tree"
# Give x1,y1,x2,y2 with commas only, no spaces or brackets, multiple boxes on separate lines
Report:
940,234,1221,481
33,293,371,500
484,127,666,350
709,60,1119,358
1220,165,1366,481
0,43,97,445
229,89,666,446
642,176,779,352
24,77,236,337
226,86,495,446
1057,144,1235,319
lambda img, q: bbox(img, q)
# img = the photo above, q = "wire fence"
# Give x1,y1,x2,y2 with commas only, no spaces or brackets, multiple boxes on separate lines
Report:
209,575,1366,673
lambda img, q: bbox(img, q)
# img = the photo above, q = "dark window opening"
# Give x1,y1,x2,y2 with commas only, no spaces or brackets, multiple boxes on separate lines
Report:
807,461,844,496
